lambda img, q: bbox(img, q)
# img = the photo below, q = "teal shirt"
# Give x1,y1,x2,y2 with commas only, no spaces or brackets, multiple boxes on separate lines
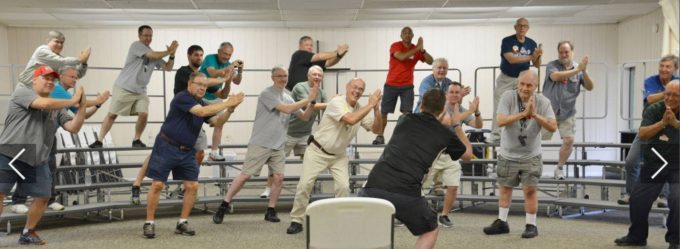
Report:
287,81,327,137
50,81,78,113
199,54,230,100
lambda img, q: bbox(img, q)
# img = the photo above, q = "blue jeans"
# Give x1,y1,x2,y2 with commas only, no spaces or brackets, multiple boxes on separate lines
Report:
624,134,670,198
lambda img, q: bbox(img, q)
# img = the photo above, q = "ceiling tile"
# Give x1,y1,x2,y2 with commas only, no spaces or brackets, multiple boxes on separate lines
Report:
278,0,363,10
195,0,278,10
445,0,529,7
527,0,609,6
105,0,195,9
0,0,110,9
215,20,284,27
282,9,357,21
357,9,432,20
362,0,447,9
499,6,589,18
205,10,281,21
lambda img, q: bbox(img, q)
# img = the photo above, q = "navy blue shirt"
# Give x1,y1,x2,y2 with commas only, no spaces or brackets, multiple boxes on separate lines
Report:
499,34,537,77
160,91,212,147
365,112,466,197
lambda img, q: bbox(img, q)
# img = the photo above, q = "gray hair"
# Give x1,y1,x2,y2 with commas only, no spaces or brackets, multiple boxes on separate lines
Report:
660,54,679,69
58,65,77,75
271,65,287,76
219,42,233,50
518,69,538,85
515,17,528,26
432,58,448,68
47,30,65,41
189,72,206,84
307,65,324,75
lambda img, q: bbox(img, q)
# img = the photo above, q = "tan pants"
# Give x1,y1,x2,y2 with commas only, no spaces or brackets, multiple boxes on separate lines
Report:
289,145,350,224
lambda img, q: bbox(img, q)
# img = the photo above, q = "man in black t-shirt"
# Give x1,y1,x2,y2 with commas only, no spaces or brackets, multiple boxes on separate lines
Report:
361,89,472,249
286,35,348,90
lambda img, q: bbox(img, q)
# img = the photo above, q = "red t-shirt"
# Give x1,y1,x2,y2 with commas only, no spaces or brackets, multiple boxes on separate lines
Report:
385,41,424,87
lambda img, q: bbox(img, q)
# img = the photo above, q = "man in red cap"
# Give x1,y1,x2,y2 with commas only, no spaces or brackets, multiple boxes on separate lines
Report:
0,65,87,245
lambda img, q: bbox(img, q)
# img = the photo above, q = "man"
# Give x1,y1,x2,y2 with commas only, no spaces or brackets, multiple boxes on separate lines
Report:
260,65,328,198
490,17,543,143
18,30,90,88
212,66,318,224
422,82,482,228
130,45,228,205
143,72,244,238
199,42,243,161
541,41,594,180
90,25,178,148
286,78,383,234
614,80,679,249
0,65,87,245
361,89,472,249
373,26,433,145
483,70,556,239
619,55,678,206
414,58,470,113
286,35,348,91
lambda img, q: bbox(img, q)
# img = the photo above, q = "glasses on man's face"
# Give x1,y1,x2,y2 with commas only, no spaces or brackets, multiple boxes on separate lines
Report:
516,24,529,29
41,75,56,82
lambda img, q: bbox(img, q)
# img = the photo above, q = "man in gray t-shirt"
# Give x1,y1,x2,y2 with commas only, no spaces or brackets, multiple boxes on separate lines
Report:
89,25,178,149
18,30,90,88
0,65,87,245
212,66,318,224
541,41,594,180
483,69,556,239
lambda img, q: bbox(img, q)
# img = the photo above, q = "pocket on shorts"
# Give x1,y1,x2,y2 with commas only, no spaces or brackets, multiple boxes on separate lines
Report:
496,157,509,178
529,155,543,178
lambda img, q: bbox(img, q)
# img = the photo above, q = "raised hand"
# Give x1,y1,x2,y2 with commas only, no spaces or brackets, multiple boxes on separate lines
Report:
72,86,84,107
462,85,471,97
80,47,91,64
368,89,382,108
577,56,589,72
225,92,245,108
96,90,111,105
416,37,424,50
469,96,480,113
167,40,179,54
337,43,349,55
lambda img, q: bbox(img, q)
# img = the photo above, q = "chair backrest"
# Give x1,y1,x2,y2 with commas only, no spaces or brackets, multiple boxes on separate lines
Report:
306,197,395,249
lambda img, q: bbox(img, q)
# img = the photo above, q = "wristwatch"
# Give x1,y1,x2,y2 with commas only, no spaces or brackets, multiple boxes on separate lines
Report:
475,111,481,117
310,100,317,106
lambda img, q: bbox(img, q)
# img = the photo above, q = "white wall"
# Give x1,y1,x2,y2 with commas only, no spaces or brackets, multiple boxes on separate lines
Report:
5,13,669,177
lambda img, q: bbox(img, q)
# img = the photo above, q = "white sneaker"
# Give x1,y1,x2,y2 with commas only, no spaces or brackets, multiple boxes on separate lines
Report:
486,165,496,178
11,204,28,214
209,151,225,161
48,202,65,211
554,167,565,180
260,188,271,198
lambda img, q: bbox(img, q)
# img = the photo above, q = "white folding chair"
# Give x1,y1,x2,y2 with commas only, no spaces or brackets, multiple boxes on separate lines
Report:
306,197,395,249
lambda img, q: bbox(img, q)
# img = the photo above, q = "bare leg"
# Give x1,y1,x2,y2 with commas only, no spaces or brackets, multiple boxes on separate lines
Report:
415,228,439,249
195,150,205,165
212,125,223,152
558,136,574,168
441,186,458,216
224,173,251,202
25,197,49,230
134,112,148,141
97,113,118,141
180,181,198,219
268,173,284,208
145,181,164,221
134,155,151,187
523,186,538,214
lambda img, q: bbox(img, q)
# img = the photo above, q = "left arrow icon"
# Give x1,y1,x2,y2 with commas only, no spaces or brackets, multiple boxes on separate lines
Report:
8,148,26,180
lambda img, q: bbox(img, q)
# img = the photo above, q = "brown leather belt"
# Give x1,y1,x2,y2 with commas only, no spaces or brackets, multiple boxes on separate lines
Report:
158,132,192,152
307,135,336,156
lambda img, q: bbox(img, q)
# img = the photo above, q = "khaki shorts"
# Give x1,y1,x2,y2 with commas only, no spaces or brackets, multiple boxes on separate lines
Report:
204,98,225,116
194,129,208,151
496,154,543,187
241,144,285,176
109,84,149,116
424,152,462,187
284,134,308,157
541,116,575,140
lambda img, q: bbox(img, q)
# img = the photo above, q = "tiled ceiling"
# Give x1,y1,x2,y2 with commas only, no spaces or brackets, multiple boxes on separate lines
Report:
0,0,661,28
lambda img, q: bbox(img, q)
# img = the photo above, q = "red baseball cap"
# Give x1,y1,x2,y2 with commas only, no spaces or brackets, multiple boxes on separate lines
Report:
33,65,59,79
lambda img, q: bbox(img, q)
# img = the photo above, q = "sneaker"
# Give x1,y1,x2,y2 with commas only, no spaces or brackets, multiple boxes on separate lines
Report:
88,140,103,148
264,208,280,222
260,188,271,199
614,236,646,246
213,205,228,224
554,167,565,180
131,186,141,205
433,188,446,196
483,219,510,235
48,202,65,211
175,221,196,236
209,151,225,161
438,215,453,228
372,135,385,145
18,230,46,245
394,219,405,227
286,222,303,234
521,224,539,238
143,223,155,239
657,197,668,208
617,195,630,205
132,139,147,148
11,204,28,214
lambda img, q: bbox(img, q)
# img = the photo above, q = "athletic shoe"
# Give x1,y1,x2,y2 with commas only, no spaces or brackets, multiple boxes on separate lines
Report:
554,167,565,180
438,215,453,228
88,140,103,148
213,205,228,224
209,151,225,161
18,230,46,245
143,223,155,239
175,221,196,236
614,236,646,246
286,222,303,234
132,139,146,148
131,186,141,205
617,195,630,205
48,202,65,211
483,219,509,235
264,208,280,222
372,135,385,145
521,224,538,238
260,188,271,198
11,204,28,214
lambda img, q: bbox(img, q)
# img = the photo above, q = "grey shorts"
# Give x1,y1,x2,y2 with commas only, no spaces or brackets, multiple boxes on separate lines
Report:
195,129,208,151
242,145,286,176
0,155,52,198
496,155,543,187
542,116,576,140
109,84,149,116
284,134,308,157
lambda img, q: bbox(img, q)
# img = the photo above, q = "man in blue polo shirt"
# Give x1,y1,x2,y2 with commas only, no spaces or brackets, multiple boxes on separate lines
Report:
490,17,543,143
199,42,243,161
142,72,244,239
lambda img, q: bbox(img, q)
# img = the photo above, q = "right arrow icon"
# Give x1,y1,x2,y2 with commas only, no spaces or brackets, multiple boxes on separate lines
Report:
651,148,668,179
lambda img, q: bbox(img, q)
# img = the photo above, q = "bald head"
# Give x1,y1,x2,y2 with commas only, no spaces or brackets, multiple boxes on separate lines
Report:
517,70,538,99
345,78,366,106
518,70,538,86
664,80,680,112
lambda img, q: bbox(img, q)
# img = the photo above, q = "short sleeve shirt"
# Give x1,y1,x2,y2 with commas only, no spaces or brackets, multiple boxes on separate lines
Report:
414,74,452,113
114,41,165,94
287,81,328,137
160,91,211,147
0,85,73,166
199,54,231,100
643,75,679,108
286,50,326,91
249,86,300,150
499,35,537,77
386,41,425,87
541,60,585,121
312,96,374,155
50,82,78,113
497,91,555,160
641,101,679,170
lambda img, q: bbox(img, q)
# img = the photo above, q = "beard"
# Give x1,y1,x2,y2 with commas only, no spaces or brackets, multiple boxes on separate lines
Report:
559,58,572,65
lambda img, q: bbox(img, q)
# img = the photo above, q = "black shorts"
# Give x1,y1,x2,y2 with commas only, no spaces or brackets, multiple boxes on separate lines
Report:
381,84,414,114
360,187,437,235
